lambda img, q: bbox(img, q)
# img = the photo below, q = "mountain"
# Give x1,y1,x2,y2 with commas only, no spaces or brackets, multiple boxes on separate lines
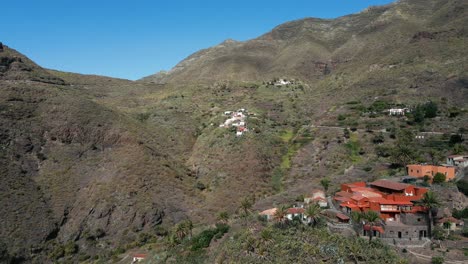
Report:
1,0,468,262
141,0,468,86
0,45,203,262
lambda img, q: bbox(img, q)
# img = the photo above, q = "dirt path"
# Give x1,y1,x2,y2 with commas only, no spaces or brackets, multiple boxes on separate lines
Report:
406,249,467,264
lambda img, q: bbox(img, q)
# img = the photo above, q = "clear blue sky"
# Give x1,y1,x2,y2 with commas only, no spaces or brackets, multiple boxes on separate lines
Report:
2,0,395,80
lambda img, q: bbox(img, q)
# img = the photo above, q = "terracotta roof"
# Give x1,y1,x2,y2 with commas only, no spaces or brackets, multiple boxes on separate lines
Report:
368,197,413,205
351,194,368,201
259,208,277,216
312,197,326,201
437,217,463,224
335,191,353,197
133,254,147,258
336,213,350,220
335,197,352,202
447,155,464,158
363,225,385,233
341,203,359,208
287,208,305,214
370,180,410,191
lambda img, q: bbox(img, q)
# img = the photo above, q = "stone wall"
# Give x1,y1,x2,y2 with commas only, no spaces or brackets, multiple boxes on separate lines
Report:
383,224,428,240
400,213,427,225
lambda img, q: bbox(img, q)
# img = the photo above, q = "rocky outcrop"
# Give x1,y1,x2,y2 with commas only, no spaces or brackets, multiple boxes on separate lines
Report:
0,42,3,52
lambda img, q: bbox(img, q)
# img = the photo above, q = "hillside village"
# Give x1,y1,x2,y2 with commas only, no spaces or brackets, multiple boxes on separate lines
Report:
256,153,468,258
219,108,251,136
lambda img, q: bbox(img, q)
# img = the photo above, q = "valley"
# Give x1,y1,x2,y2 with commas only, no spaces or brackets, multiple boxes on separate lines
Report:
1,0,468,263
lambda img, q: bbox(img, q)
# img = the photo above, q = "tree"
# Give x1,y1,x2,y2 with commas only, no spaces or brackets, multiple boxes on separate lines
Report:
423,101,438,118
183,219,194,239
350,211,363,236
174,222,188,240
320,178,331,194
427,149,442,166
418,191,441,238
304,204,322,227
362,210,381,243
372,133,385,144
432,173,446,184
217,211,229,224
240,197,253,217
273,205,289,227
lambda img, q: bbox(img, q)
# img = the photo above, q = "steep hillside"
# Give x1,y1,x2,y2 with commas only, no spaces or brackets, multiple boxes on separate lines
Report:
0,46,202,262
2,0,468,262
141,0,468,85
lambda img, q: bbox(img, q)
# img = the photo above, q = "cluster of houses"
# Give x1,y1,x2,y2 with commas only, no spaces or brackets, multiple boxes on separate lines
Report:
257,153,467,243
259,189,329,222
219,108,250,136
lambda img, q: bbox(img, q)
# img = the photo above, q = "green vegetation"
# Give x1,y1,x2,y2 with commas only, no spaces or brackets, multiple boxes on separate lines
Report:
191,224,229,251
432,172,446,184
417,191,441,238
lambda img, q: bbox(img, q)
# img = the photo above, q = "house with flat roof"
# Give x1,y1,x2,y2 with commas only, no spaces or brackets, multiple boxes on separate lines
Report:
407,164,456,181
447,155,468,168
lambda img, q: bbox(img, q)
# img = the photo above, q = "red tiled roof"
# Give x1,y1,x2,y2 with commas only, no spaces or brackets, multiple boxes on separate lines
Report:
313,197,326,201
368,197,413,205
335,197,352,202
133,254,147,258
336,213,350,220
259,208,277,216
341,203,359,208
335,191,353,197
287,208,305,214
370,180,409,191
351,194,367,201
437,217,463,224
363,225,385,233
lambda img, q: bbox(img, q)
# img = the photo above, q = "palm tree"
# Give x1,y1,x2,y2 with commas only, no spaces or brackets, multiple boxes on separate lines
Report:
304,204,322,227
350,211,363,236
217,211,229,224
273,205,289,227
174,222,188,240
240,197,253,217
362,210,380,242
418,191,441,238
320,178,331,194
183,219,193,239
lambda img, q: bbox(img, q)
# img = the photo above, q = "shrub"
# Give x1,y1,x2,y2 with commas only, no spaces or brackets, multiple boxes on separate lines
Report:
64,241,78,256
432,173,446,184
431,256,444,264
191,224,230,251
462,227,468,237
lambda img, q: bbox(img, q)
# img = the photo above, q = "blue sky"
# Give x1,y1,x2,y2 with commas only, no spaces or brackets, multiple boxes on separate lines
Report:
2,0,395,80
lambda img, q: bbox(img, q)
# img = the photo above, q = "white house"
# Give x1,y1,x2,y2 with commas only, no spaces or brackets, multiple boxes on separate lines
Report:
132,254,147,263
259,208,277,221
447,155,468,168
286,207,305,220
304,189,328,208
274,79,292,86
388,108,409,116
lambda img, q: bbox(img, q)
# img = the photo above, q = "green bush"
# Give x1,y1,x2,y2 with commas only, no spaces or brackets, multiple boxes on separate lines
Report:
457,180,468,195
64,241,78,256
431,256,444,264
191,224,230,251
432,173,446,184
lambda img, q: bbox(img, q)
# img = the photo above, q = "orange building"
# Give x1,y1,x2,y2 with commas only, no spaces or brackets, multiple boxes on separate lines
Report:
406,164,456,181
